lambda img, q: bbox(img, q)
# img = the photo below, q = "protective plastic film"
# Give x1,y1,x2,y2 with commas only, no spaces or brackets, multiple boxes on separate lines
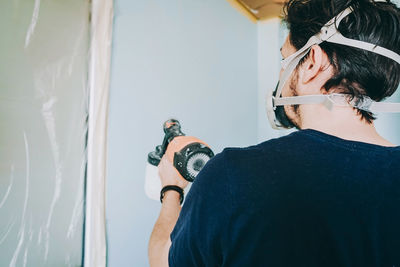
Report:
0,0,90,266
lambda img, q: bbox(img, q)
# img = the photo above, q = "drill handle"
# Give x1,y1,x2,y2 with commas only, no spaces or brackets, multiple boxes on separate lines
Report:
148,119,186,166
160,119,185,155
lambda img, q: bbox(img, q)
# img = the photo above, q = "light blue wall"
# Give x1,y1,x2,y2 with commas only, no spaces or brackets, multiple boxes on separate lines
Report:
375,89,400,144
106,1,257,266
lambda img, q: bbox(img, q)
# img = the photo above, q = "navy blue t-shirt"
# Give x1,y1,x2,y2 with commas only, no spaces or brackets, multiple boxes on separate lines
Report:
169,129,400,267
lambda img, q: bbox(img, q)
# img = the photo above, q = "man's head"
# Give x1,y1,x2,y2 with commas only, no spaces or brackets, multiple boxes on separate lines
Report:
279,0,400,128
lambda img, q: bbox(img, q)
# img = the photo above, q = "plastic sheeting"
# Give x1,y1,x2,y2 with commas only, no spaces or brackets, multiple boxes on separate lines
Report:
0,0,90,266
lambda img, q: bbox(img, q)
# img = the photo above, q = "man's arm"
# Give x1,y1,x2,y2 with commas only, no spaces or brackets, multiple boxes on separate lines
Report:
148,191,180,267
148,157,189,267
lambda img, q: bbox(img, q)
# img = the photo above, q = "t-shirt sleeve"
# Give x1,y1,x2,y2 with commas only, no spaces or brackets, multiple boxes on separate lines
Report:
168,150,231,267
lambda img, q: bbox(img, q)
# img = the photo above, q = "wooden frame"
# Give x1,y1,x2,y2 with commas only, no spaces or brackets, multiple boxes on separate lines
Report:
226,0,258,23
227,0,285,22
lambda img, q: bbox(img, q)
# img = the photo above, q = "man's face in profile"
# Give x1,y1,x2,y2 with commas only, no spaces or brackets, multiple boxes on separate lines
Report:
279,36,302,127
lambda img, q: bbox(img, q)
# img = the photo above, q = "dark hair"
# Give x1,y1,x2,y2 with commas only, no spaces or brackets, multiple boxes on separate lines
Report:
283,0,400,123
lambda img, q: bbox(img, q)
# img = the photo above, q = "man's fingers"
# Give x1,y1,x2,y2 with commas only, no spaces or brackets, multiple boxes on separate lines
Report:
158,155,189,189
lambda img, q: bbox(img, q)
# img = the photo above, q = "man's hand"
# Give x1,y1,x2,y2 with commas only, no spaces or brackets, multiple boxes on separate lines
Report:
158,156,189,189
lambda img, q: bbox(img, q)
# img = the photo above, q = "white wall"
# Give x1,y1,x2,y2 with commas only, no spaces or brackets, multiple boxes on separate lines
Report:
106,1,258,266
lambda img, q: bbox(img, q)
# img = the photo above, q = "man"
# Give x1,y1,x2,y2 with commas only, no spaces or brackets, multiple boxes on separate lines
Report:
149,0,400,266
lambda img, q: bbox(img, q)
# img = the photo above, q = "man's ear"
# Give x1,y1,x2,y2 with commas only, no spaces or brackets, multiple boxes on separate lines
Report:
300,45,327,84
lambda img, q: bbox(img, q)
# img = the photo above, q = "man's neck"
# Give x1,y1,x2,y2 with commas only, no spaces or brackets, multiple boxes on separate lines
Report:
299,105,397,147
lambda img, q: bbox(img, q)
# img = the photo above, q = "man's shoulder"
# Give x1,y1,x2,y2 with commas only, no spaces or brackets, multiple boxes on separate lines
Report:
221,130,304,160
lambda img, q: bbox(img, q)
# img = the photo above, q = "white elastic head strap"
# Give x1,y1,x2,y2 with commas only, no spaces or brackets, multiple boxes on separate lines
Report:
271,3,400,128
276,5,400,100
275,94,400,113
